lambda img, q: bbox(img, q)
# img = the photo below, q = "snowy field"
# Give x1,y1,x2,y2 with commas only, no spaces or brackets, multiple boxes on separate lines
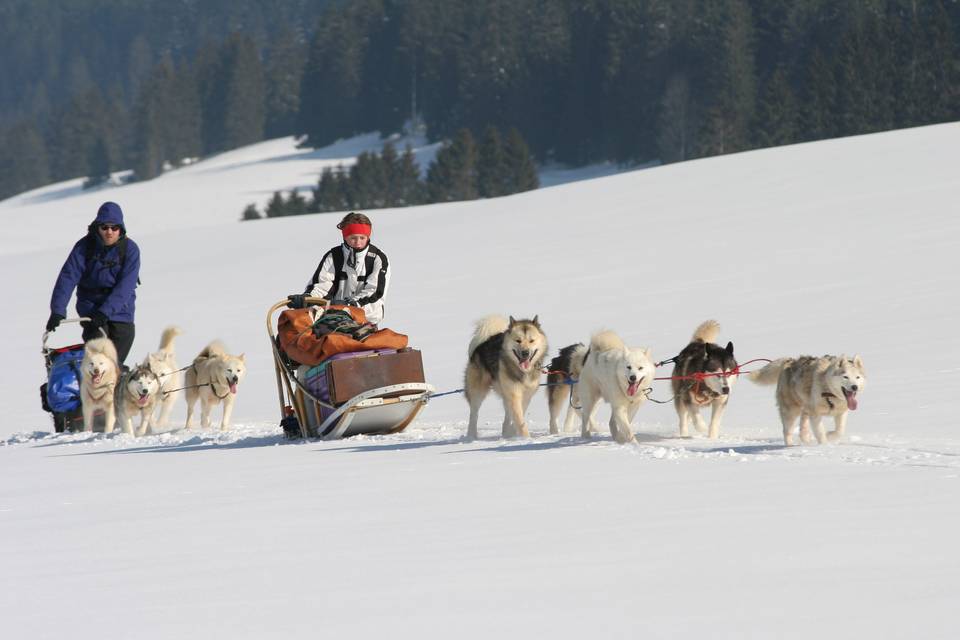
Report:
1,124,959,638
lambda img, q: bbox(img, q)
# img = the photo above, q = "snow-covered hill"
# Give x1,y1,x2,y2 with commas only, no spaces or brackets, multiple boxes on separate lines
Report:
1,125,958,639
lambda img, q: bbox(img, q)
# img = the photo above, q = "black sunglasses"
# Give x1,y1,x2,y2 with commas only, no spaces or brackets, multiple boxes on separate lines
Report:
98,224,121,232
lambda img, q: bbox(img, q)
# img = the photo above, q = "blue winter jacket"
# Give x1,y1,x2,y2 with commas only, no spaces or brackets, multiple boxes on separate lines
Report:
50,202,140,323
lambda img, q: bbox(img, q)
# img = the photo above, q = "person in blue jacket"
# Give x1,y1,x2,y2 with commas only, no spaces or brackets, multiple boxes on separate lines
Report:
46,201,141,364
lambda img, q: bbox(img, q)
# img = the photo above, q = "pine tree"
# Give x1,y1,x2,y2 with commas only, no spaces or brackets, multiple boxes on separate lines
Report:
801,47,837,141
265,28,307,138
265,191,287,218
380,142,401,206
285,189,310,216
313,167,344,212
426,129,478,202
657,73,697,164
221,33,267,151
395,145,424,206
753,66,798,148
84,137,112,188
503,128,538,194
477,125,509,198
241,204,261,221
0,122,50,199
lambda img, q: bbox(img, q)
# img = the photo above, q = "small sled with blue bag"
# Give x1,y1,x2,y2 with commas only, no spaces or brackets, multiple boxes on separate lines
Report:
40,318,88,432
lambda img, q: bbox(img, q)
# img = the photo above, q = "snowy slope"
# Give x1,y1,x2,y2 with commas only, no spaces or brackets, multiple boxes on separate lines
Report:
1,125,959,639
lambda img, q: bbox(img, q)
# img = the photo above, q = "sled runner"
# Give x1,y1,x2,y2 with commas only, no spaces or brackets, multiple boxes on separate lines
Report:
40,318,88,432
266,298,433,439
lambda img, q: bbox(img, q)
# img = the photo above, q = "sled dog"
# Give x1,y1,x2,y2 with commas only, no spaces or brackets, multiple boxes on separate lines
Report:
578,331,655,444
184,341,246,431
114,362,162,436
146,326,182,428
749,355,866,445
464,315,547,439
671,320,738,439
546,343,588,435
80,337,120,433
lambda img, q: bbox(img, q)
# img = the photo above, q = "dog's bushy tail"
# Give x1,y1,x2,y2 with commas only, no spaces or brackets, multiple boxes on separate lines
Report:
748,358,791,386
590,330,625,353
196,340,228,360
468,315,509,357
692,320,720,344
158,326,182,353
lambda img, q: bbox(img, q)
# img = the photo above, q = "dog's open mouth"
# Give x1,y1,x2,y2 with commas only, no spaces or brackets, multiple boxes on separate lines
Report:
137,393,150,407
514,350,536,371
842,388,858,410
627,380,642,397
92,371,102,384
229,378,239,394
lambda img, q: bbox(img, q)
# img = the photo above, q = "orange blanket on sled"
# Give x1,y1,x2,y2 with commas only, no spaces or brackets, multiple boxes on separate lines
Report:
277,305,408,366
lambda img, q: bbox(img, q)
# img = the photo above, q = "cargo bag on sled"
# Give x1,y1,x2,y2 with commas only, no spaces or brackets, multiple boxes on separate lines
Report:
277,306,408,366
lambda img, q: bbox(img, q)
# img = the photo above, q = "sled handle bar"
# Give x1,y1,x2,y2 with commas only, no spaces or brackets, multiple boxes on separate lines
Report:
266,297,328,340
42,317,92,351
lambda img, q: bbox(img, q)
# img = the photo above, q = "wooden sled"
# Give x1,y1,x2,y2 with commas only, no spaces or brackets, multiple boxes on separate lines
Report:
266,298,433,439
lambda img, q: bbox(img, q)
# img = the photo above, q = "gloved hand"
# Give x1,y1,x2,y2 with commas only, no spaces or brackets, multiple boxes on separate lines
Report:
46,313,64,332
88,310,109,328
287,294,306,309
344,297,360,307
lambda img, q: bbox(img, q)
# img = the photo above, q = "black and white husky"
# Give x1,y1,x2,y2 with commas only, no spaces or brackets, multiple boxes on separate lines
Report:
114,363,162,437
671,320,738,439
546,343,588,435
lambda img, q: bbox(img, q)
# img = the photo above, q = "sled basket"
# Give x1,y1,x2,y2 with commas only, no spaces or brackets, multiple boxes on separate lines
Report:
41,319,89,432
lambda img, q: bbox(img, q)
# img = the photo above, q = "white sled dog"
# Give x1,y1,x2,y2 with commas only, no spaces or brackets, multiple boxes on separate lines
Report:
79,337,120,433
578,331,655,444
184,341,247,431
114,362,162,436
465,315,548,439
546,343,588,435
146,326,182,428
749,355,866,445
671,320,738,439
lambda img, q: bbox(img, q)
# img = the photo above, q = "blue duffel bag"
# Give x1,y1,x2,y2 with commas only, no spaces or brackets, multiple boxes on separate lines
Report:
46,347,84,413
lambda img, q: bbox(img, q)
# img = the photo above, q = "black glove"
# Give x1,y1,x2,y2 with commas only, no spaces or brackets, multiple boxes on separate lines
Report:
88,310,109,328
46,313,64,332
287,294,306,309
344,297,360,307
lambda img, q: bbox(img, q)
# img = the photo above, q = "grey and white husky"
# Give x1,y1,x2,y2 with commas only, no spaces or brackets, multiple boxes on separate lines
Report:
464,315,548,439
546,343,588,435
114,362,162,436
671,320,738,439
749,355,866,445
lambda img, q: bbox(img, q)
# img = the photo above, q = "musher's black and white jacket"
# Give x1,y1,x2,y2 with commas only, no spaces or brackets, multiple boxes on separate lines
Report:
304,243,390,324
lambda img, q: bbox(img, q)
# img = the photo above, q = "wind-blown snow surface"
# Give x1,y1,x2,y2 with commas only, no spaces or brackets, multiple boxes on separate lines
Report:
2,125,959,638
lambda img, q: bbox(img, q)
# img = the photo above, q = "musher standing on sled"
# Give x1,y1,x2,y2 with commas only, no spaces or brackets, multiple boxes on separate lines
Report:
46,201,141,364
289,211,390,326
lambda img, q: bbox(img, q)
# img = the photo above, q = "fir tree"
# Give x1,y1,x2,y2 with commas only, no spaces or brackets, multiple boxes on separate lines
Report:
395,145,424,207
285,189,310,216
265,28,307,138
477,126,509,198
0,122,50,199
84,137,112,188
241,203,261,221
265,191,287,218
657,73,697,164
753,66,798,148
801,47,837,142
503,128,538,194
426,128,478,202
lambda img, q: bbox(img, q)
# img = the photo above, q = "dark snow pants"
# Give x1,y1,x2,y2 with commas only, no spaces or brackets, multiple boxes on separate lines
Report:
82,321,135,365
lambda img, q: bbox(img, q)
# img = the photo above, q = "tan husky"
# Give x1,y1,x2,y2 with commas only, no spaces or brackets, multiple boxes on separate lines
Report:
80,337,120,433
749,355,866,445
464,315,547,439
184,341,246,430
146,326,182,429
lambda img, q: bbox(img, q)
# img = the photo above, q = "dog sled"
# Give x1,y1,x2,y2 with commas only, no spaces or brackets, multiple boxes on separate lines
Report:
266,297,433,439
40,318,88,432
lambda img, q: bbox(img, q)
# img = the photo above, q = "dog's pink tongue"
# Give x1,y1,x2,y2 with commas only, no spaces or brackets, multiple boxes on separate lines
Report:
519,360,530,370
138,395,149,406
627,382,640,396
230,383,238,394
845,390,858,410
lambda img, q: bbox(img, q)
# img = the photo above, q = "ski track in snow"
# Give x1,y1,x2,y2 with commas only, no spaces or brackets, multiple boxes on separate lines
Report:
6,422,960,475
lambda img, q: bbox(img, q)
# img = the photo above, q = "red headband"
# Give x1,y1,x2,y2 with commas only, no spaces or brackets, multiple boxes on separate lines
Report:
341,223,371,238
